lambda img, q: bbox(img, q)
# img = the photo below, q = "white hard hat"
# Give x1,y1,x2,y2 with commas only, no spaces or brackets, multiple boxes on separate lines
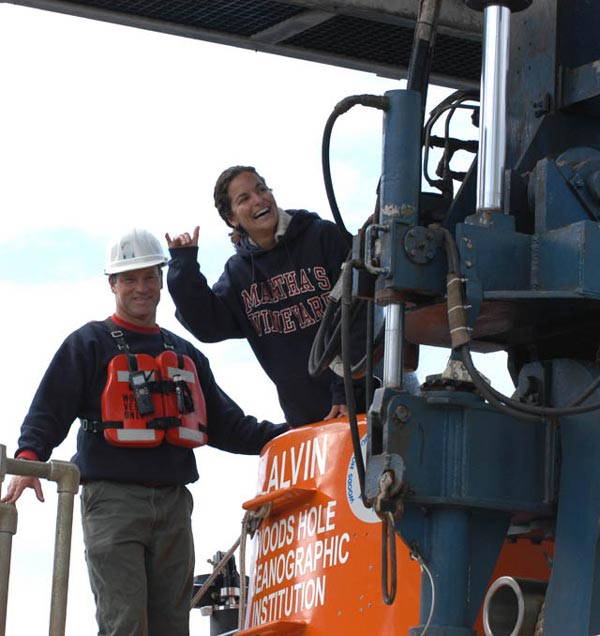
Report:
104,228,168,275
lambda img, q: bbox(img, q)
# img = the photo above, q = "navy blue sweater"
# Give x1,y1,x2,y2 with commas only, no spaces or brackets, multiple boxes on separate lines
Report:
167,210,351,427
16,317,288,484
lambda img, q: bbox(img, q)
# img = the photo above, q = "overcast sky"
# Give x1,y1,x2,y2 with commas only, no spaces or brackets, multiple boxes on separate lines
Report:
0,4,512,635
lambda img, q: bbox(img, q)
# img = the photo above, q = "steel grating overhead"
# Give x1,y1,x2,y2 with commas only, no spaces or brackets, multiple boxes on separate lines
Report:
3,0,483,88
71,0,307,36
284,14,481,85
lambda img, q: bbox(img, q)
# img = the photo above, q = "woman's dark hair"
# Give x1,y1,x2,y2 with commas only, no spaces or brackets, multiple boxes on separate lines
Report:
213,165,268,244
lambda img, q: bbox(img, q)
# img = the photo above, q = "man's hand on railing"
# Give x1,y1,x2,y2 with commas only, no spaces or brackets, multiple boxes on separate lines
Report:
1,475,44,504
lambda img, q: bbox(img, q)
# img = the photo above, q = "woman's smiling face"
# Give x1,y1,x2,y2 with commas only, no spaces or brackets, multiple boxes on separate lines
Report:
227,171,279,248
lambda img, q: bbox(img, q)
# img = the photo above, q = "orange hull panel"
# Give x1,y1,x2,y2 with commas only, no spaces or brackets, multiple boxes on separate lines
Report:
241,417,552,636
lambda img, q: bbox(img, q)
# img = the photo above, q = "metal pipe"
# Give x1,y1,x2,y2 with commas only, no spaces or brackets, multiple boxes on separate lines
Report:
483,576,547,636
0,504,17,636
379,90,422,390
383,304,404,388
47,461,80,636
380,90,422,226
5,456,53,480
49,491,76,636
476,4,511,214
0,452,79,636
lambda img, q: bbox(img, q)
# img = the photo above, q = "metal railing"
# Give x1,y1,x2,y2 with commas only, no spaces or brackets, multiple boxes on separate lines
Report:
0,444,80,636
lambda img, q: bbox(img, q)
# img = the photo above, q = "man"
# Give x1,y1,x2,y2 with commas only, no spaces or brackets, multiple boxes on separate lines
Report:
1,228,288,636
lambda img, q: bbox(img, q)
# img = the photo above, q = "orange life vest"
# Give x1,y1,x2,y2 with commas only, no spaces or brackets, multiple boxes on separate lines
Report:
93,321,208,449
157,350,208,448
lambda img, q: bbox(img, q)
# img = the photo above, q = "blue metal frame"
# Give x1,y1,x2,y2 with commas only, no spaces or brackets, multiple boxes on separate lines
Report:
367,386,554,635
365,1,600,634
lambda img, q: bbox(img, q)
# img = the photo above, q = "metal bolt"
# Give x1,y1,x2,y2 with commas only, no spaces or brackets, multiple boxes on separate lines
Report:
394,405,410,423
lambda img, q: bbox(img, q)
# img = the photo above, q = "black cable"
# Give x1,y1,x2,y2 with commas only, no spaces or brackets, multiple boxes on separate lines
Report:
341,260,369,506
315,95,389,380
405,0,442,104
464,344,600,418
307,277,365,378
423,92,479,194
322,94,389,246
308,294,340,377
439,227,600,420
459,346,543,422
439,226,460,272
309,202,385,380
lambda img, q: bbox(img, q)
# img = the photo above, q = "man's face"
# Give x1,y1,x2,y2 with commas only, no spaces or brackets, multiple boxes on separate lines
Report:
109,266,162,326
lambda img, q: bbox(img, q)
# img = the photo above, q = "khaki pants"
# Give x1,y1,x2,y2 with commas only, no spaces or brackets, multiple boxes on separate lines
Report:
81,481,194,636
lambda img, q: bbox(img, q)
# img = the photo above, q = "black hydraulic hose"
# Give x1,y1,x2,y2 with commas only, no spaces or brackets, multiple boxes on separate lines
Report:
341,260,369,506
423,91,479,192
308,278,366,378
439,225,460,272
438,226,600,420
308,291,384,384
316,95,388,379
438,226,537,421
427,89,479,124
345,317,385,380
459,346,543,423
308,299,383,381
405,0,442,100
463,345,600,418
308,295,340,377
322,94,389,246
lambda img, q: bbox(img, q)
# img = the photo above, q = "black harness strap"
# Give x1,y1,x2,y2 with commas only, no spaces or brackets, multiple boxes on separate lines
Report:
81,416,181,432
158,327,194,414
104,317,157,415
80,418,121,432
104,317,139,371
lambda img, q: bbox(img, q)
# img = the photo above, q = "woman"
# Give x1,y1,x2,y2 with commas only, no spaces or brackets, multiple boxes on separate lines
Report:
166,165,360,427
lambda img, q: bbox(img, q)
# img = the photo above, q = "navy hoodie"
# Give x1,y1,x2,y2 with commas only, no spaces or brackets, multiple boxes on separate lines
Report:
167,210,352,427
15,316,288,484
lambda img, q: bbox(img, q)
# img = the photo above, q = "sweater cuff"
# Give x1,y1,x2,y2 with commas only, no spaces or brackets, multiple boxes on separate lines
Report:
16,449,40,461
168,245,199,260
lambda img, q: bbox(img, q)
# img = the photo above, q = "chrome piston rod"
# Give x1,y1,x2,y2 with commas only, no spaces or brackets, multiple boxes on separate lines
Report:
476,3,511,214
